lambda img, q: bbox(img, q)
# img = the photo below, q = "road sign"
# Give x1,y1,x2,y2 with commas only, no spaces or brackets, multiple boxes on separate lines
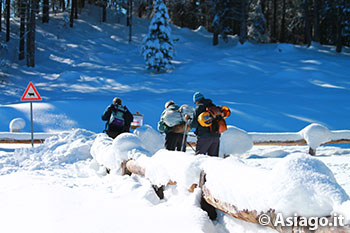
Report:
21,81,42,101
20,82,42,148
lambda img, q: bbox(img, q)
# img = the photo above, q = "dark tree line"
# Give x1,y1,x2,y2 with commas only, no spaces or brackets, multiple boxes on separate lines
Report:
2,0,349,67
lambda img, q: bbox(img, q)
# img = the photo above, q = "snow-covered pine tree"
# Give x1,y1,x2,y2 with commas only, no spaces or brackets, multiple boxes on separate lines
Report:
142,0,174,72
248,0,269,43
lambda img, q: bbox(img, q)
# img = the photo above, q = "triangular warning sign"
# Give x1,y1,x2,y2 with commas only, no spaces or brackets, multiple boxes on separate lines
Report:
21,81,42,101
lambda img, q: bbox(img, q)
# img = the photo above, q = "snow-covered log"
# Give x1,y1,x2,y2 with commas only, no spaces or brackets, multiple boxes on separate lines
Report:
200,171,350,233
250,129,350,146
249,124,350,155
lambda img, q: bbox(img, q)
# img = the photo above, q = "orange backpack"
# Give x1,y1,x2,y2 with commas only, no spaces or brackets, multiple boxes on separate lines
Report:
205,105,230,134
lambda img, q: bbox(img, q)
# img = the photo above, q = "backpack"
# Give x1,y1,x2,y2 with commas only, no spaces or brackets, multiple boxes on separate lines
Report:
198,105,231,134
109,105,126,127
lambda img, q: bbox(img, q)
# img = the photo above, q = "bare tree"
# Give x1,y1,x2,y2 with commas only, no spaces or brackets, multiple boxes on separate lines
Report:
279,0,286,42
239,0,248,44
42,0,49,23
26,0,36,67
0,0,2,32
19,0,26,60
302,0,312,46
6,0,10,41
313,0,320,42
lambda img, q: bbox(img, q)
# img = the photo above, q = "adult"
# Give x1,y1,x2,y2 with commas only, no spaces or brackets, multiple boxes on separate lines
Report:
158,100,188,152
189,92,220,156
102,97,133,139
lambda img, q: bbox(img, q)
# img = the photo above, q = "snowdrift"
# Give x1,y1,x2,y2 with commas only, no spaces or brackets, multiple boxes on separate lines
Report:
0,129,95,174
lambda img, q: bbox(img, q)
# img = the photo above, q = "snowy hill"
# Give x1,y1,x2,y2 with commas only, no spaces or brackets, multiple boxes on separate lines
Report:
0,5,350,233
1,4,350,133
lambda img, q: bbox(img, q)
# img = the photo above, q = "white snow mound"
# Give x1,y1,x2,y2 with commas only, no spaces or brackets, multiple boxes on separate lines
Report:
90,132,150,171
299,123,331,149
9,118,26,132
137,150,208,189
220,125,253,156
134,124,164,154
11,129,95,171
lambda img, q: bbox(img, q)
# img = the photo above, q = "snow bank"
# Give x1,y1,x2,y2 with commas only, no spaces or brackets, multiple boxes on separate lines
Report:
220,125,253,156
202,153,349,217
2,129,96,172
133,124,163,154
90,132,150,171
299,123,331,149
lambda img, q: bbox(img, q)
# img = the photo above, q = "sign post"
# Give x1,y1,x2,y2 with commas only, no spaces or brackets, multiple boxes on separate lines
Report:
20,81,42,147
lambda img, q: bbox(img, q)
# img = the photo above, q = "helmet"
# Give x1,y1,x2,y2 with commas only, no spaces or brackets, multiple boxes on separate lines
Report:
198,112,212,127
221,106,231,119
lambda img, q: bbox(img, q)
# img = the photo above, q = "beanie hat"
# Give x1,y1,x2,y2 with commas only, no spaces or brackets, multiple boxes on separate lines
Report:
113,97,122,105
165,100,175,108
193,92,204,103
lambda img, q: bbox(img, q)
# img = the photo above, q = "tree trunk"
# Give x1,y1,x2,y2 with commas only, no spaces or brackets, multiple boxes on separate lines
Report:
313,0,320,42
42,0,49,23
272,0,277,41
239,0,247,44
19,0,26,60
70,0,74,27
126,0,130,26
303,0,312,47
26,0,36,67
279,0,286,42
74,0,78,19
128,0,132,43
60,0,65,11
6,0,10,41
336,9,343,53
102,0,106,22
0,0,2,32
213,32,219,46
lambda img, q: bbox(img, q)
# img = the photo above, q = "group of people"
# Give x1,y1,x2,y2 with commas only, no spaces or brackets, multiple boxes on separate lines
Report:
102,92,221,157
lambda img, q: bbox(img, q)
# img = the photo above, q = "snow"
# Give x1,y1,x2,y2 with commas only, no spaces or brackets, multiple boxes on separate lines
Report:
300,123,332,149
220,125,253,155
203,153,349,217
1,5,350,233
9,118,26,132
134,124,164,154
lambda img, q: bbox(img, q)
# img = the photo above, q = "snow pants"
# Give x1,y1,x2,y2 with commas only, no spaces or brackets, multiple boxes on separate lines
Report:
195,137,220,157
165,132,187,152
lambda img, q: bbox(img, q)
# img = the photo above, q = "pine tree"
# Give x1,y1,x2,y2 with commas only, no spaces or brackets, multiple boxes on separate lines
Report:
141,0,174,72
248,0,269,43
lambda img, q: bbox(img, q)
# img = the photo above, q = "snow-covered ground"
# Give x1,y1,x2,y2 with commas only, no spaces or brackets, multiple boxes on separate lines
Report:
0,129,349,233
1,5,350,233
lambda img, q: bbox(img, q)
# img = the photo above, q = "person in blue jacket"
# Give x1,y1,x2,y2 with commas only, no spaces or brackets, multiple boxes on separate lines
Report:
189,92,220,156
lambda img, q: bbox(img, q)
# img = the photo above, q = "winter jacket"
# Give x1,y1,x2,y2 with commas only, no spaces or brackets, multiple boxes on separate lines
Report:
158,104,183,134
102,104,133,132
190,98,220,138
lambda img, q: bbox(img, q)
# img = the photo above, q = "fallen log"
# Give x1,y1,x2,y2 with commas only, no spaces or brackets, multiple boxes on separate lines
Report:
0,132,56,144
121,159,180,199
199,171,350,233
0,139,45,144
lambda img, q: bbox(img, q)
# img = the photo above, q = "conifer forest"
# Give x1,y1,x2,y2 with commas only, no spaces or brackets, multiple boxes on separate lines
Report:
1,0,350,68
